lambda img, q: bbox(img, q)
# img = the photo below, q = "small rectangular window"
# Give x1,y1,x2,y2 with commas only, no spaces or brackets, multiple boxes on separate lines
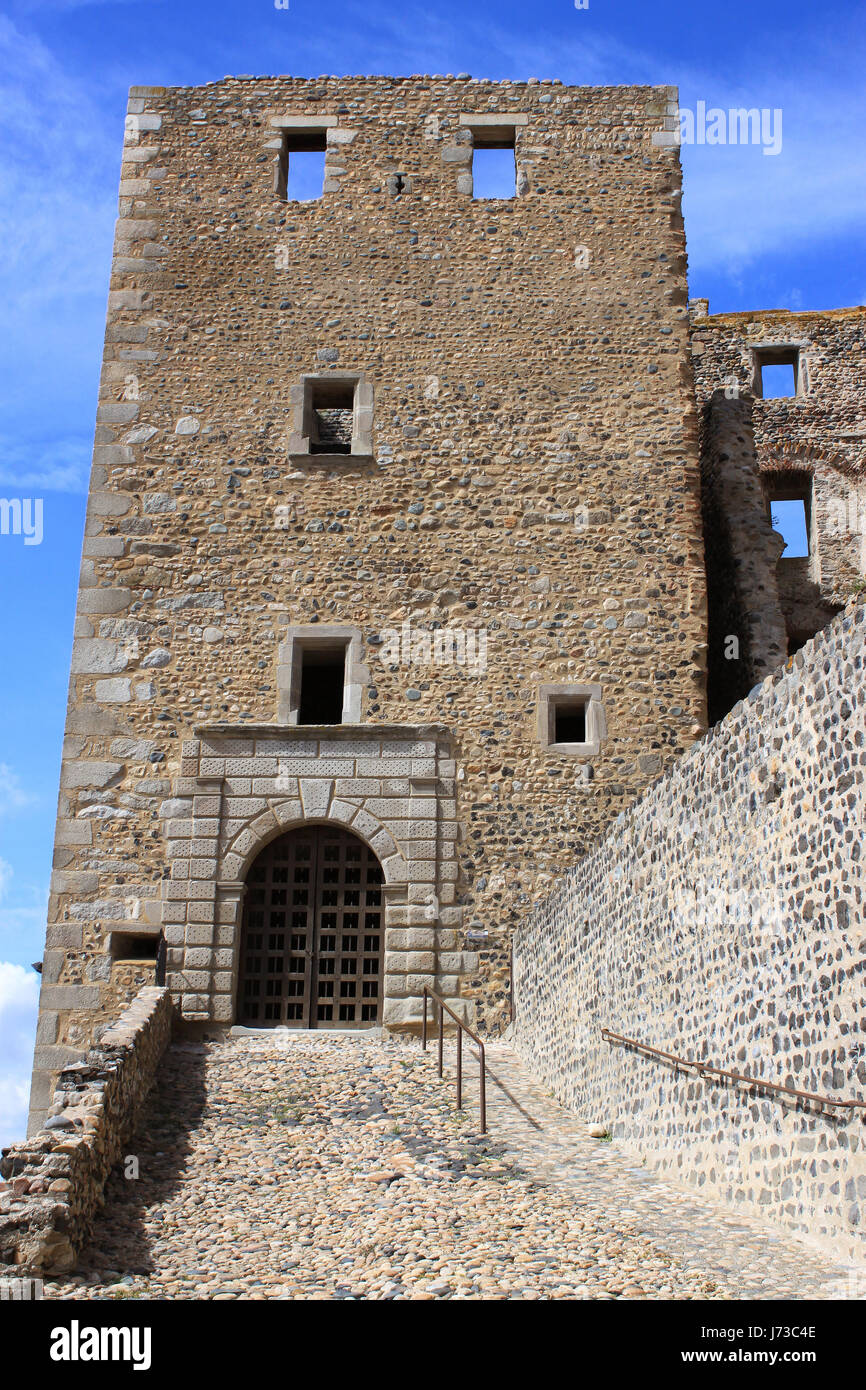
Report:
765,471,811,558
298,645,347,725
538,682,605,756
110,933,159,961
311,386,353,455
755,348,800,399
310,380,354,455
471,127,516,199
770,497,809,557
275,130,327,202
553,699,588,745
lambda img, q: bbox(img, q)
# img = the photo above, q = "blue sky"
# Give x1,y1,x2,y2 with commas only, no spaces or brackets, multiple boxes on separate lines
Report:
0,0,864,1145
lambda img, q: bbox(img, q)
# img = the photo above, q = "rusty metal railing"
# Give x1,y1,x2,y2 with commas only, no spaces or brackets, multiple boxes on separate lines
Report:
422,987,487,1133
602,1027,866,1114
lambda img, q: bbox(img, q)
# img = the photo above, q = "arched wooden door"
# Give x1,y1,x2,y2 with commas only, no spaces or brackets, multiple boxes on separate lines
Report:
237,825,385,1028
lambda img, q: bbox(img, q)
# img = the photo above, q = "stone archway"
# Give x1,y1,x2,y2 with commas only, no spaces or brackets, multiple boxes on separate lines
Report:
236,823,385,1029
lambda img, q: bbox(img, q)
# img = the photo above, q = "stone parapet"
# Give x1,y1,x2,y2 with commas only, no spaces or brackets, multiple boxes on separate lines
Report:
0,987,172,1274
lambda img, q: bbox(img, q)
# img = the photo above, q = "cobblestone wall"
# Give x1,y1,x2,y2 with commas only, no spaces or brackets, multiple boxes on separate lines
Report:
691,303,866,718
513,603,866,1263
0,987,172,1274
30,75,708,1128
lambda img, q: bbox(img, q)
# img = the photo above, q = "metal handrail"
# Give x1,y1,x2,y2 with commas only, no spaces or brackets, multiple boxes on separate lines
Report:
422,987,487,1133
602,1027,866,1113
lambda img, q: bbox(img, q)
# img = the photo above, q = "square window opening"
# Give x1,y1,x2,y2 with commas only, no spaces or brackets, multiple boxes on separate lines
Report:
277,132,327,202
309,379,355,455
298,645,348,725
756,348,800,399
553,699,588,745
471,132,516,200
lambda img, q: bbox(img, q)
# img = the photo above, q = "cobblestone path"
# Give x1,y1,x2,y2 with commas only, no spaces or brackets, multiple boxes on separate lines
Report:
45,1033,856,1301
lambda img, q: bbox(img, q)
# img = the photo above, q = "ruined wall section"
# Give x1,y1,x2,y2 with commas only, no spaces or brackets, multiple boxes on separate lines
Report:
31,76,707,1129
513,602,866,1263
692,304,866,693
1,988,171,1275
698,392,787,721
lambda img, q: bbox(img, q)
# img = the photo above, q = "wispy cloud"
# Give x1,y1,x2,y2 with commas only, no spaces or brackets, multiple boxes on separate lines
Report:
9,0,151,15
0,15,115,487
680,65,866,277
0,434,92,493
0,960,39,1148
0,764,38,814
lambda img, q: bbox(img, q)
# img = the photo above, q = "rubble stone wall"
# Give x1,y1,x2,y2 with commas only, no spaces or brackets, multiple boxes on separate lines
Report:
0,987,172,1274
513,603,866,1263
691,303,866,714
30,75,708,1129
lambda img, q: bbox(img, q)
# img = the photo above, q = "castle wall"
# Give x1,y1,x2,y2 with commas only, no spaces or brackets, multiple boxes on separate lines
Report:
29,76,708,1130
697,392,787,722
691,303,866,712
512,602,866,1263
1,988,171,1275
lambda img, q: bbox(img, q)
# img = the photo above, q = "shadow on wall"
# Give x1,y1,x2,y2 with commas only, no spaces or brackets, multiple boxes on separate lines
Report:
68,1040,207,1284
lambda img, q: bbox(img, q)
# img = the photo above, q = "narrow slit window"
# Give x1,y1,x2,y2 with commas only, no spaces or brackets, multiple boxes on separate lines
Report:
276,131,328,202
298,646,347,725
471,129,516,200
553,699,587,745
756,348,800,399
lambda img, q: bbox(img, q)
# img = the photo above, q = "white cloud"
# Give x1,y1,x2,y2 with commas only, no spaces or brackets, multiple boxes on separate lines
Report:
322,4,866,286
0,764,37,815
0,15,116,489
0,961,40,1148
0,434,92,493
13,0,150,11
680,69,866,276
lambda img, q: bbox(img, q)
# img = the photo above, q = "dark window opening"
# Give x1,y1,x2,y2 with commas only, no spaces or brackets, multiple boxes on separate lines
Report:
471,128,516,199
309,379,355,454
276,131,327,202
111,934,159,962
553,700,587,745
298,645,347,724
756,348,800,399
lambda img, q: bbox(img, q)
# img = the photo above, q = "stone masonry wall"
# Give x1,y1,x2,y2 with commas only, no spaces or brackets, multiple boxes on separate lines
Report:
1,987,172,1274
692,303,866,711
698,392,787,722
30,75,707,1128
513,602,866,1263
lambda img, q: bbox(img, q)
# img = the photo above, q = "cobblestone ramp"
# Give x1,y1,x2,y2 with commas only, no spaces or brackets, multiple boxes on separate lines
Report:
45,1034,857,1301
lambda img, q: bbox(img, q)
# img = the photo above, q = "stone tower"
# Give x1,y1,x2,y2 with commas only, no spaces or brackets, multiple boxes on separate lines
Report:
28,75,707,1132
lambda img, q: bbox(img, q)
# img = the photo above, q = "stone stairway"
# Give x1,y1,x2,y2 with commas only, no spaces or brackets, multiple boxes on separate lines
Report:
43,1031,858,1301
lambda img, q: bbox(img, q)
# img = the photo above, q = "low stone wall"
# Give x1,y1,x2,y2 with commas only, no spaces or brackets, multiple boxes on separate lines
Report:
0,987,172,1274
513,603,866,1263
